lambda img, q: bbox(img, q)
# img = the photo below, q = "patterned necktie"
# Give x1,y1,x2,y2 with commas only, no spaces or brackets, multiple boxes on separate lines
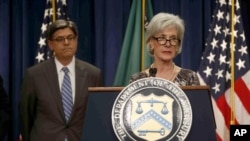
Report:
61,67,73,123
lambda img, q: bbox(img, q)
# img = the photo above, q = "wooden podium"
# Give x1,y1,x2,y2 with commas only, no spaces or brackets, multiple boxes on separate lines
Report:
81,86,217,141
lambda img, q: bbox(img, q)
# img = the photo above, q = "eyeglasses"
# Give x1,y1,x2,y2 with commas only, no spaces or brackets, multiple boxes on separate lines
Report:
52,35,76,43
153,37,180,46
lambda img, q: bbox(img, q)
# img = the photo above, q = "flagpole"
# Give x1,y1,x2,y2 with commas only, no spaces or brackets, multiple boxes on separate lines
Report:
51,0,56,56
141,0,145,71
230,0,235,125
52,0,56,22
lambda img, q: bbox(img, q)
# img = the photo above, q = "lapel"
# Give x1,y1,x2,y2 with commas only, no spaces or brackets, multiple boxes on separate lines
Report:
43,58,65,119
71,59,88,117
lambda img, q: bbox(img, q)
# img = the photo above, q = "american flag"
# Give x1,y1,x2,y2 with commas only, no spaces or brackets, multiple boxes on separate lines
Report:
35,0,69,63
197,0,250,141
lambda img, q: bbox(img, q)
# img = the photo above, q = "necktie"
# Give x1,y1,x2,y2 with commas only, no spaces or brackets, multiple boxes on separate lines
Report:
61,67,73,123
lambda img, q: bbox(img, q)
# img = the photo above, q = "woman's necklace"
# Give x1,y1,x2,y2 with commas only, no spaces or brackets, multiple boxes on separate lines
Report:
168,64,175,81
151,63,175,81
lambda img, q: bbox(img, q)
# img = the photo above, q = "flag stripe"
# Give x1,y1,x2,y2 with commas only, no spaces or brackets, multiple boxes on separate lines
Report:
235,73,250,114
211,97,229,141
241,70,250,89
216,92,231,128
224,89,239,125
234,91,250,124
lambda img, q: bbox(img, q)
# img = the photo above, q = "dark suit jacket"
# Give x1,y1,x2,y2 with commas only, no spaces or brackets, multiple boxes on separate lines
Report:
19,58,102,141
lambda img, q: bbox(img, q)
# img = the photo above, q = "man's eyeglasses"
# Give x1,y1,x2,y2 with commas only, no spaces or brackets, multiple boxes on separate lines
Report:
52,35,76,43
153,37,180,46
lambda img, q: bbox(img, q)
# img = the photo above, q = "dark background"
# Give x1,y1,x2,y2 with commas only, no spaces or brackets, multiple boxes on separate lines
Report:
0,0,249,140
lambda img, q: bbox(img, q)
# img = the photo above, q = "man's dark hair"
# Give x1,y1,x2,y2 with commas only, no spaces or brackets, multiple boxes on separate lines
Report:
45,20,78,40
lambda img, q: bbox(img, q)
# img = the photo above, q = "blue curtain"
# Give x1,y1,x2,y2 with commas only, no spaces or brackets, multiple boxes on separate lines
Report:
0,0,10,91
0,0,249,140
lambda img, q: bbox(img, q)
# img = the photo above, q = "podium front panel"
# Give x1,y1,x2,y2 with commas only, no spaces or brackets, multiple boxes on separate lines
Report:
81,87,217,141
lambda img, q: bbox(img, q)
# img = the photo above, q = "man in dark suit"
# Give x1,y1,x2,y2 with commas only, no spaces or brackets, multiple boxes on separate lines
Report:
0,75,10,140
19,20,103,141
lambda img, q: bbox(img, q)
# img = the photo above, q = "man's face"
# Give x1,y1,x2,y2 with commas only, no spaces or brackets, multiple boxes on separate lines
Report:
48,27,78,61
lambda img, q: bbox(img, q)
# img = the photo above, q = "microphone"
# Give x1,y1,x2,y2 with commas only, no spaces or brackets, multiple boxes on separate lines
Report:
149,68,157,77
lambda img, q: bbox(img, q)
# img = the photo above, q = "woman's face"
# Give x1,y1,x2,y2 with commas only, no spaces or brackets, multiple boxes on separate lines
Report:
149,26,179,62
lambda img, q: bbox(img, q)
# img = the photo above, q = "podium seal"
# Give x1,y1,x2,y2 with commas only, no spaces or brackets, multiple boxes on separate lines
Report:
111,77,193,141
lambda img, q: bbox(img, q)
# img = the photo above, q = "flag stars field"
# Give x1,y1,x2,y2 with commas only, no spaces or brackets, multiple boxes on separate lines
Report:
211,38,219,49
220,40,227,51
215,69,224,79
223,27,230,36
35,0,69,64
216,10,224,21
214,24,222,35
41,23,47,34
219,54,227,65
238,46,247,56
236,59,245,70
203,66,212,78
207,53,215,64
35,52,45,63
38,37,46,48
212,83,221,94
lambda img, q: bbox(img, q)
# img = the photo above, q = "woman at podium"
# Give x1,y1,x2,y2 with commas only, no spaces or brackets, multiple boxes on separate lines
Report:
129,12,200,86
